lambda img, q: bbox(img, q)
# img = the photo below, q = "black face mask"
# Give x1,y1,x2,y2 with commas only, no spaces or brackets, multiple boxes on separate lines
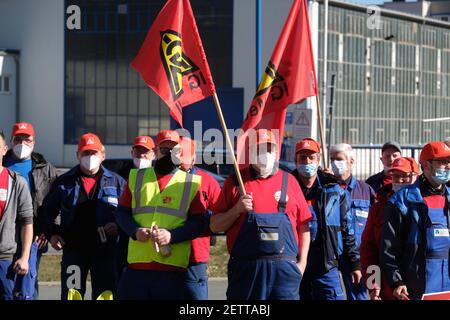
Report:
154,154,178,175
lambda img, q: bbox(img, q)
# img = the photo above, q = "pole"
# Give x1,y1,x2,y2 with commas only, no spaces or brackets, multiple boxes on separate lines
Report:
322,0,329,155
327,73,336,152
315,94,328,168
256,0,262,89
212,92,247,195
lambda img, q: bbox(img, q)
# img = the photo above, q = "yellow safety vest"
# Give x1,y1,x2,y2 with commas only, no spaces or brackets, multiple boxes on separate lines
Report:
127,167,201,268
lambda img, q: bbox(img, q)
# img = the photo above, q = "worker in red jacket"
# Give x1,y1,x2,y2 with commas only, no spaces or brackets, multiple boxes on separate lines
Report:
360,157,419,300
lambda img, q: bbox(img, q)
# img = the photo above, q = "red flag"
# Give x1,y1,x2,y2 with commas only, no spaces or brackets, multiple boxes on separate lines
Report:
132,0,216,126
238,0,318,165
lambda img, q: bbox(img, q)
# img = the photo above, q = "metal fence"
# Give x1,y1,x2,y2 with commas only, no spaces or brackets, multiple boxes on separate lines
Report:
352,144,422,180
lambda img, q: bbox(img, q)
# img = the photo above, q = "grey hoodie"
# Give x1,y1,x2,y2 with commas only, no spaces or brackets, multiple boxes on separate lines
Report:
0,169,33,258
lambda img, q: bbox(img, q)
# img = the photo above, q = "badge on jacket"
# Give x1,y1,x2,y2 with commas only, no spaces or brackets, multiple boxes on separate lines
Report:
107,197,118,206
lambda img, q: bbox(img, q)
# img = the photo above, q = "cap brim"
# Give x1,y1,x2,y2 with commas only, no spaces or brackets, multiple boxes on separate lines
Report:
13,130,33,136
78,146,102,152
157,139,178,145
296,147,320,154
387,168,410,175
133,143,153,150
382,145,401,153
432,154,450,159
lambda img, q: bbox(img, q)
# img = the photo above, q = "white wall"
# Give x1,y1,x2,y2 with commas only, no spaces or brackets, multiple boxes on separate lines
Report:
233,0,318,139
0,0,319,168
0,0,65,166
233,0,292,115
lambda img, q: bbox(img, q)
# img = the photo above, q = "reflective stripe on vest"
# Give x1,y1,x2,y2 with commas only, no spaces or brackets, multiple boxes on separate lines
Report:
127,168,201,268
132,168,194,219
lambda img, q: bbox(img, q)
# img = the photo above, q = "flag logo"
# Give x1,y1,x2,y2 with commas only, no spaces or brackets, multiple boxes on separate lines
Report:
255,62,284,98
160,30,199,101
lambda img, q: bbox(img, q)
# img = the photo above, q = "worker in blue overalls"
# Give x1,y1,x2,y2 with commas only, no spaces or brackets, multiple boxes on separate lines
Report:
381,141,450,300
330,143,374,300
211,129,312,300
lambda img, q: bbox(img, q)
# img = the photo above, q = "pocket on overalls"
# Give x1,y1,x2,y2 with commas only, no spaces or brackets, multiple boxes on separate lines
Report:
255,215,284,255
354,209,368,245
101,187,119,209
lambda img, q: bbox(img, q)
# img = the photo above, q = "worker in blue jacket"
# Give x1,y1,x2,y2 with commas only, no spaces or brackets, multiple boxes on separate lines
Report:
293,138,362,300
330,143,374,300
41,133,125,300
381,141,450,300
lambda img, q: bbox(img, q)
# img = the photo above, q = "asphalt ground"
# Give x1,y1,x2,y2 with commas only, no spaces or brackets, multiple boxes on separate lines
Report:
39,278,227,300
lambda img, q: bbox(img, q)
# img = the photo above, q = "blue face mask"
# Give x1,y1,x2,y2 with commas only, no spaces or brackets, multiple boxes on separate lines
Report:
432,168,450,185
297,163,318,178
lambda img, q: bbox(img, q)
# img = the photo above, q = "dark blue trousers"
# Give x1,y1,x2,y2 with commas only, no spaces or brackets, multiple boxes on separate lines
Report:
14,242,39,300
300,266,345,300
184,262,208,300
60,250,116,300
117,268,185,300
0,259,15,300
340,258,369,300
227,259,302,300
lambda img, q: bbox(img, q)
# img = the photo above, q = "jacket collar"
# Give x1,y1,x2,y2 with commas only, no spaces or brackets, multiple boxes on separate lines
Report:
404,180,425,204
347,175,357,190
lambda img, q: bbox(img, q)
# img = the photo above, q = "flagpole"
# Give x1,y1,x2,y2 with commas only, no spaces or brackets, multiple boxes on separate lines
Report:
212,92,247,195
315,94,328,168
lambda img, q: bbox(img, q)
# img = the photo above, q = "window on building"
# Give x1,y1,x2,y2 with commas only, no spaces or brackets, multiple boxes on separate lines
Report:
64,0,233,144
0,75,11,94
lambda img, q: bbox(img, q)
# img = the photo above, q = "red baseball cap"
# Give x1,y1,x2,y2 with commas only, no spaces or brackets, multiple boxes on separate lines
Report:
133,136,155,151
156,130,180,146
388,157,420,175
255,129,277,145
12,122,34,137
295,138,321,154
78,133,103,152
419,141,450,164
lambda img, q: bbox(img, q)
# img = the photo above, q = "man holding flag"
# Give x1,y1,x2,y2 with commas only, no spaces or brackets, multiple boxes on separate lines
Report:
210,129,312,300
117,0,216,300
210,0,319,300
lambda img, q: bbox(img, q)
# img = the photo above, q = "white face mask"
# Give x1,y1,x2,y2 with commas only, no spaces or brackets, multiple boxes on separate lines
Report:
254,152,277,178
133,158,152,169
331,160,348,177
81,155,102,171
170,144,182,165
13,143,33,160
